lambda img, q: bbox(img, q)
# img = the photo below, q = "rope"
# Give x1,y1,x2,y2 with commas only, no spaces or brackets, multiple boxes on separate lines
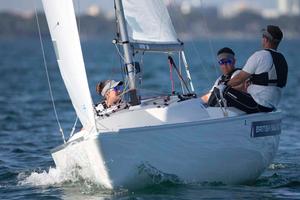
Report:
168,56,191,94
34,3,66,143
212,89,228,117
168,56,175,94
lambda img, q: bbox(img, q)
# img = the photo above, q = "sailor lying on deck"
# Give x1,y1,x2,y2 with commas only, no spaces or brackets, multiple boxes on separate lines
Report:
217,25,288,114
95,80,128,116
201,47,248,106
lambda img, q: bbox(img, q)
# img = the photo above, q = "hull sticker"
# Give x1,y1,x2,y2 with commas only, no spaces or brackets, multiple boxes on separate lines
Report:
251,119,281,138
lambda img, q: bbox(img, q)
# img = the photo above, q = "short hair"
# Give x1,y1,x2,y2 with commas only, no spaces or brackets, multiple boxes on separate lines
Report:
217,47,235,56
262,25,283,49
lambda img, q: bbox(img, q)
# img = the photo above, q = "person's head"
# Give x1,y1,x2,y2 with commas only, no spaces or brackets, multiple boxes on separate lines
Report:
217,47,236,75
96,80,123,107
261,25,283,50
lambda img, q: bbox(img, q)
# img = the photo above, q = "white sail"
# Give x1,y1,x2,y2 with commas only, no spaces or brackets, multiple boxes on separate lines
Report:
122,0,179,44
42,0,96,132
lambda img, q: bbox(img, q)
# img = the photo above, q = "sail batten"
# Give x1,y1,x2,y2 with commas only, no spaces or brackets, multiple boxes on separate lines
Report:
122,0,180,47
42,0,96,132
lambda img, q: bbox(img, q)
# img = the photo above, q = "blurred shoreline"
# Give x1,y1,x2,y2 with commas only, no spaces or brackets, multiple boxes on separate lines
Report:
0,7,299,40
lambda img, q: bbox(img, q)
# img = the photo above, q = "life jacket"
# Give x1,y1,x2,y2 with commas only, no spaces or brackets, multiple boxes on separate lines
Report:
95,100,129,117
218,68,241,85
95,101,108,115
250,49,288,88
208,68,241,106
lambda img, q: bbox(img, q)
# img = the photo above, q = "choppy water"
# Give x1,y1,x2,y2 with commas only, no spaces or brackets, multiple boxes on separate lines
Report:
0,38,299,199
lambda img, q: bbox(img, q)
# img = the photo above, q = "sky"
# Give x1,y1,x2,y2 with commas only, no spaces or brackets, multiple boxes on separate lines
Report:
0,0,276,13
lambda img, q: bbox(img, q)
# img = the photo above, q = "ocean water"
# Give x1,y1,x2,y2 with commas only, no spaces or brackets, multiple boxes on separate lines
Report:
0,38,299,199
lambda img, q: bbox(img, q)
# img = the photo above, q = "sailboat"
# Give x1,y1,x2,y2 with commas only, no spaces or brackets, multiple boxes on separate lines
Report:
41,0,282,189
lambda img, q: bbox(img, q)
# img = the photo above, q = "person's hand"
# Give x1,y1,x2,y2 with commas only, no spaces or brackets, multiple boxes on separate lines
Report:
243,79,250,92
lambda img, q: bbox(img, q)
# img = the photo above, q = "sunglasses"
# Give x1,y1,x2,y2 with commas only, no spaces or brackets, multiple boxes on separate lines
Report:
218,59,233,65
113,85,124,92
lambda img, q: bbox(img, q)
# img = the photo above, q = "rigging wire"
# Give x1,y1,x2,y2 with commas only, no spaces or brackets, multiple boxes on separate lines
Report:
198,0,219,77
69,117,79,138
34,3,66,143
178,52,186,94
168,0,215,84
168,56,191,94
76,0,81,36
114,43,126,63
138,51,145,90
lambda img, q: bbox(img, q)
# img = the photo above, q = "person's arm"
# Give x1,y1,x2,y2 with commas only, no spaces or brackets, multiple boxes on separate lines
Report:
228,51,259,87
201,92,211,103
232,83,245,91
230,70,245,91
201,77,220,103
227,70,251,87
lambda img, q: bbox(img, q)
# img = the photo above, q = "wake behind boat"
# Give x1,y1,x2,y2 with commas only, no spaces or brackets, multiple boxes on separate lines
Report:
40,0,282,189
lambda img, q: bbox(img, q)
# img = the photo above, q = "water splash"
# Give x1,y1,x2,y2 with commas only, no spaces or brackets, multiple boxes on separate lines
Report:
17,167,129,196
18,167,82,186
17,164,107,189
268,163,287,170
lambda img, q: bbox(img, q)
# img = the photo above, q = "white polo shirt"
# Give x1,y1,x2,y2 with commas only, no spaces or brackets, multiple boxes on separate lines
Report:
243,49,282,108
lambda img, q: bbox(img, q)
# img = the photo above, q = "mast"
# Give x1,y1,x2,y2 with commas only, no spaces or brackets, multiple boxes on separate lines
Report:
114,0,140,106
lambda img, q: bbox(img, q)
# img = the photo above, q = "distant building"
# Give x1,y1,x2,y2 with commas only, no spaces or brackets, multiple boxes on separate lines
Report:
181,1,192,15
18,11,34,19
278,0,300,16
278,0,288,14
86,5,100,17
261,8,280,18
220,0,261,18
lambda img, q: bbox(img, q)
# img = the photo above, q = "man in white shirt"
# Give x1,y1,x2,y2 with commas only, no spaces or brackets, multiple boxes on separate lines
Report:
222,25,288,114
201,47,244,106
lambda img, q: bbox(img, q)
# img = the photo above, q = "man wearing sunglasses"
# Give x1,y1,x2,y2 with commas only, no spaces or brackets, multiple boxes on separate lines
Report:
95,80,127,115
221,25,288,114
201,47,245,105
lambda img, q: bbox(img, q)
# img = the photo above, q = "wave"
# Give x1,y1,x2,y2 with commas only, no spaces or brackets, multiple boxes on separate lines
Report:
138,162,182,185
17,167,128,196
18,167,77,186
268,163,287,170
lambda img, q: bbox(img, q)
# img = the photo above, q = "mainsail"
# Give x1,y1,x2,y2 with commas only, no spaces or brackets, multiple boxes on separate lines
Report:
122,0,183,51
42,0,96,132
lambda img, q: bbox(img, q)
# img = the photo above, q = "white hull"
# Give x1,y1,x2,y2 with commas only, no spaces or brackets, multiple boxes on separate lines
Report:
41,0,282,190
51,98,281,189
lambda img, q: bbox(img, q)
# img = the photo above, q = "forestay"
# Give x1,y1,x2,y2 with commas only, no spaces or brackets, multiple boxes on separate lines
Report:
122,0,182,51
42,0,96,132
